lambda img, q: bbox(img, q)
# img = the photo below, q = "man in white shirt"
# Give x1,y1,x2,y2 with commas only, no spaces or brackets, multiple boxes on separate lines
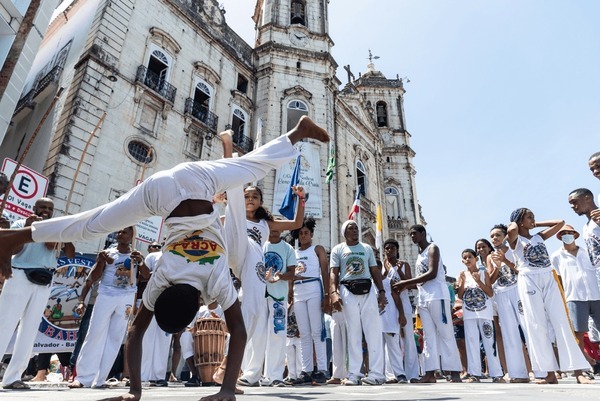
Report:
550,224,600,370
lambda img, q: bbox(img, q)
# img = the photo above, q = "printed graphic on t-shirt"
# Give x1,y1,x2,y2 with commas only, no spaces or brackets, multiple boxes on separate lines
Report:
247,226,263,246
496,264,517,287
256,261,267,283
417,260,428,276
585,233,600,267
265,251,284,274
296,260,307,275
345,256,365,276
523,242,550,268
463,287,487,312
166,231,223,265
113,258,133,288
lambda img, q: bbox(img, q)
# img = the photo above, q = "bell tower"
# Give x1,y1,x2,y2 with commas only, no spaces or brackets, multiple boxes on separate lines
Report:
251,0,338,245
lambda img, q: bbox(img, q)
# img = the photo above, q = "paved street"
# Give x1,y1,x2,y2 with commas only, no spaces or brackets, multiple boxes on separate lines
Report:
2,377,598,401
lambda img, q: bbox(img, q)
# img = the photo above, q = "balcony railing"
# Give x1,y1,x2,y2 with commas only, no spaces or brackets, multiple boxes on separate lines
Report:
387,218,407,230
13,89,35,116
135,65,177,103
33,65,62,97
184,98,218,131
232,131,254,154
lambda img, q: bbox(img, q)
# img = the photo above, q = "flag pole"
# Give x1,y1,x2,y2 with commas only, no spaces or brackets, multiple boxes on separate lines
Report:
357,185,362,243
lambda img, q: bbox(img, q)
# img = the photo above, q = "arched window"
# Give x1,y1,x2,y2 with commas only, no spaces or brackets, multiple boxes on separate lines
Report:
290,0,306,26
356,160,367,196
286,100,308,131
145,48,171,92
193,79,212,110
384,187,402,219
231,107,247,137
376,101,388,127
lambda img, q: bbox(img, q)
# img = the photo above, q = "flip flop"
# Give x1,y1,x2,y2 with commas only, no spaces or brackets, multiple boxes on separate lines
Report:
3,380,30,390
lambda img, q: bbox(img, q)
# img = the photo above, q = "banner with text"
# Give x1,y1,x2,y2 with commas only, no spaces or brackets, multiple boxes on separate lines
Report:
272,142,323,218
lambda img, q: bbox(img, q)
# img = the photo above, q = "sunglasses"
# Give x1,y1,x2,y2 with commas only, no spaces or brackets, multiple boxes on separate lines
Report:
149,245,162,249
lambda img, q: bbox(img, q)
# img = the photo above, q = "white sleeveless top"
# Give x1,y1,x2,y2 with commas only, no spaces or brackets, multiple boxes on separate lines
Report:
462,269,493,320
415,243,449,305
294,245,322,301
492,248,518,293
512,234,551,275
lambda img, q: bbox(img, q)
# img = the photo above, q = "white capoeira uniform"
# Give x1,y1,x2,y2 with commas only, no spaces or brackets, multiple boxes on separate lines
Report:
462,269,503,378
294,245,327,375
29,135,299,311
330,242,384,382
415,244,462,373
0,219,58,387
285,308,303,380
389,260,419,380
262,240,296,383
329,310,348,380
380,263,405,380
513,234,590,373
491,248,528,380
75,248,137,387
238,218,270,384
140,251,172,381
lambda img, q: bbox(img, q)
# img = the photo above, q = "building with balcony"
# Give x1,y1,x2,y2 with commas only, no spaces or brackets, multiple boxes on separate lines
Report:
0,0,424,266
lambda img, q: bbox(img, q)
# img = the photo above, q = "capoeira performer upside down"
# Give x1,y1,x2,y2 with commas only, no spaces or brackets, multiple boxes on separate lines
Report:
0,116,329,401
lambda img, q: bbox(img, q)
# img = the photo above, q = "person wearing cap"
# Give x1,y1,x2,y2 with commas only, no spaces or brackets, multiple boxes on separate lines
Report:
550,224,600,374
507,208,591,384
329,220,387,385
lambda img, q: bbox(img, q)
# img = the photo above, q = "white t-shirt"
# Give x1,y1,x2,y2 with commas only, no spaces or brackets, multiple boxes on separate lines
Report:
491,248,518,294
550,246,600,302
512,234,552,275
330,242,376,283
414,243,449,305
11,219,57,269
583,219,600,269
461,269,493,320
145,251,162,273
264,240,296,301
98,248,137,296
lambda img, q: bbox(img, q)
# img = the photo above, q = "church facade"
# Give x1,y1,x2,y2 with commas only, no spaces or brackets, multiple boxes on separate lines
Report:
0,0,424,263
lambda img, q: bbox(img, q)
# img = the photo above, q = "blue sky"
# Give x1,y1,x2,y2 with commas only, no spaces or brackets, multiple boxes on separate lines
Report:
221,0,600,276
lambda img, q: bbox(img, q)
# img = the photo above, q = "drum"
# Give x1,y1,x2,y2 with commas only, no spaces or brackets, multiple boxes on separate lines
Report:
193,317,227,381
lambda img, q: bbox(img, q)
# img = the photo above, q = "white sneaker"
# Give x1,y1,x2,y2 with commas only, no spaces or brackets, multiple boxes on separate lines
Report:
361,376,384,385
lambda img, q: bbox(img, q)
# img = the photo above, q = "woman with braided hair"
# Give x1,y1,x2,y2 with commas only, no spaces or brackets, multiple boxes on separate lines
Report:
507,208,591,384
290,216,330,384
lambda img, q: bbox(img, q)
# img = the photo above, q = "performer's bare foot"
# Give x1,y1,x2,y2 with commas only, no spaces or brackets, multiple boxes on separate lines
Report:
200,388,237,401
219,129,234,157
98,391,140,401
534,372,558,384
0,228,33,278
288,116,330,144
68,380,84,388
417,372,436,383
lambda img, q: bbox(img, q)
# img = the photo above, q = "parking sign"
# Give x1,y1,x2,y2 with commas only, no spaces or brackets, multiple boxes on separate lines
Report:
1,158,49,221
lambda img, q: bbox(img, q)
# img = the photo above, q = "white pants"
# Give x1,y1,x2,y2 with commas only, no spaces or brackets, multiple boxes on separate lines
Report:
464,318,503,377
294,295,327,372
31,135,298,243
518,272,590,372
75,291,134,387
263,298,288,382
286,336,302,379
383,333,405,378
180,330,194,360
495,286,528,379
0,269,51,386
240,295,269,383
341,286,384,380
141,317,172,381
400,294,419,380
419,299,462,372
330,310,348,379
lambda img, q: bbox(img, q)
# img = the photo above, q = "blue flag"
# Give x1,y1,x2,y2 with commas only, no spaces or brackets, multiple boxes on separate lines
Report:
279,155,301,219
